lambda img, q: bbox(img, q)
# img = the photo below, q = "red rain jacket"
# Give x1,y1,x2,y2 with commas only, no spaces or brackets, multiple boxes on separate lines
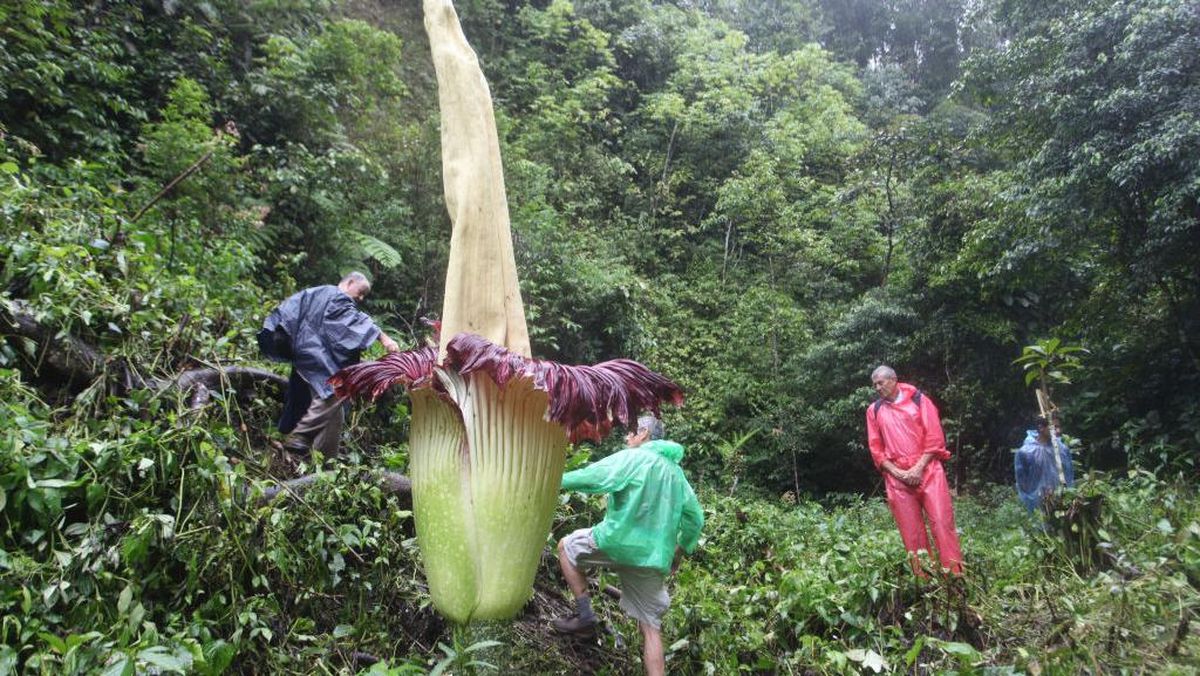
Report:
866,382,950,471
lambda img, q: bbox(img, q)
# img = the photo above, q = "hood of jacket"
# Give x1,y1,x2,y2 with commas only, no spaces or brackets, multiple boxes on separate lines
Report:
1023,429,1060,449
895,382,920,401
640,439,684,464
876,381,920,406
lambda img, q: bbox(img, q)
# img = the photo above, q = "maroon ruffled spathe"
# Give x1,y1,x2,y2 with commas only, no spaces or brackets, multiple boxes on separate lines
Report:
330,333,684,444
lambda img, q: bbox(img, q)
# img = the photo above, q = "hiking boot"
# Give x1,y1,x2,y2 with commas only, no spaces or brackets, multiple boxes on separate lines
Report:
551,613,597,635
282,436,311,454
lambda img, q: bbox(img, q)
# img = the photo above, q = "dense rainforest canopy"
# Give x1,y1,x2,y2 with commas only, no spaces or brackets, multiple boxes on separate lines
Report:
1,0,1198,673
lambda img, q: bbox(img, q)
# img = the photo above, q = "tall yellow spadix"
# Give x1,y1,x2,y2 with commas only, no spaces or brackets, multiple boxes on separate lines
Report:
425,0,530,362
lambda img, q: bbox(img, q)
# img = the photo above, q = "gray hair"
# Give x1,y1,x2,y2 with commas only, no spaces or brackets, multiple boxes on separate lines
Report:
340,271,371,292
871,365,897,381
637,414,665,440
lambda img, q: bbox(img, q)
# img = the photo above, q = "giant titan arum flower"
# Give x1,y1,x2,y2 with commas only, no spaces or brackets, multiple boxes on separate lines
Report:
329,0,684,623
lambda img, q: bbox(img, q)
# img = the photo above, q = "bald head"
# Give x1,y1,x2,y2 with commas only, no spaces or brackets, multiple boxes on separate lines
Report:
338,271,371,302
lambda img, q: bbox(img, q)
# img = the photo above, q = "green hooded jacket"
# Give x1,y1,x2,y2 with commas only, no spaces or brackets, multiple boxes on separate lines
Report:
561,439,704,573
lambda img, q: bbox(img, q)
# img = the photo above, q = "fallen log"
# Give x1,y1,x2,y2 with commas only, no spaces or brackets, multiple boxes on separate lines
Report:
1,300,286,405
256,470,412,504
1,299,104,385
171,365,288,392
169,366,287,410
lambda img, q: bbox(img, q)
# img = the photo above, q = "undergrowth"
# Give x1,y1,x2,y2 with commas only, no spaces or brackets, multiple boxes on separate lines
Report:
656,477,1200,674
3,137,1199,674
4,354,1200,674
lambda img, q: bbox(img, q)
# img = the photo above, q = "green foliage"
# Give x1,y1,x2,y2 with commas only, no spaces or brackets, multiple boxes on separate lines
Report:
245,20,407,146
351,231,405,271
1014,338,1088,388
0,1,145,159
429,631,502,675
656,479,1200,673
5,0,1195,490
239,17,419,291
0,9,437,668
0,156,259,374
959,0,1200,464
0,382,433,672
2,0,1200,670
684,0,823,54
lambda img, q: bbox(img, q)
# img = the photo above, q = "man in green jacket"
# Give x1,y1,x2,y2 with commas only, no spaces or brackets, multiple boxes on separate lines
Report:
553,415,704,676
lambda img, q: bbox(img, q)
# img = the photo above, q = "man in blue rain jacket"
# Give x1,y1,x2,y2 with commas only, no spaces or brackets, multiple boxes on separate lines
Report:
1015,417,1075,513
258,272,400,455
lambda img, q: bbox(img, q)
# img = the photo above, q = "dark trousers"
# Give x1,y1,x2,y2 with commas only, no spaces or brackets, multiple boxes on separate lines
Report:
286,390,346,455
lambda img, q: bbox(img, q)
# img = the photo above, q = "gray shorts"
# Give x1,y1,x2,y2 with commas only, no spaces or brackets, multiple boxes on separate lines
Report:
561,528,670,628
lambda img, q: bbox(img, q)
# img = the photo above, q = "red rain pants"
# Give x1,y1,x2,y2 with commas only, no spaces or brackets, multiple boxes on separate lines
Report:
884,462,963,575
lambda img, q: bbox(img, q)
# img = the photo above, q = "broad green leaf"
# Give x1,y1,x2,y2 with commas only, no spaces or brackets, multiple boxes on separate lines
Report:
137,645,192,673
117,585,132,615
905,636,927,667
464,640,503,653
938,641,981,658
100,654,134,676
201,640,236,676
846,648,887,673
35,479,79,489
38,632,67,654
0,647,14,676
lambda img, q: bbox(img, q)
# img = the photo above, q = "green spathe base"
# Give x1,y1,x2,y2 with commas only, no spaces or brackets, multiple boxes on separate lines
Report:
409,370,568,623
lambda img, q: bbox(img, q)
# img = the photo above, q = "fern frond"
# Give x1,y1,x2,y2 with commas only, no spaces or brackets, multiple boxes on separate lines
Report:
351,230,403,269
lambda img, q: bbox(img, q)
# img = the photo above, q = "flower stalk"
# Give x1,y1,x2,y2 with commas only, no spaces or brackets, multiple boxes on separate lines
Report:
332,0,683,623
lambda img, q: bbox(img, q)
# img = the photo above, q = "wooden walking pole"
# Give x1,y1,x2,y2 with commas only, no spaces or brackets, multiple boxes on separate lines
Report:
1036,387,1067,486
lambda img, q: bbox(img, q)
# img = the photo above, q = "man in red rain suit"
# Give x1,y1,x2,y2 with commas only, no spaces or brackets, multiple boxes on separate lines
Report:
866,365,963,575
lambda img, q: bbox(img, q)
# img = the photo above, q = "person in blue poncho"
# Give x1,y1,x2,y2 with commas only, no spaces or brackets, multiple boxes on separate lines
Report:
553,414,704,676
1014,417,1074,513
258,272,401,455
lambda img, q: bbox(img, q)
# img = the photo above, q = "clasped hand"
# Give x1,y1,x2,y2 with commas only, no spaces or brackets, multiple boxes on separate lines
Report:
891,466,923,487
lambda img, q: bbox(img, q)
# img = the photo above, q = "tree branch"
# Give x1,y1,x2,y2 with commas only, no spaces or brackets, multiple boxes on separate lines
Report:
170,365,288,394
256,470,412,504
1,300,285,404
127,122,240,226
1,299,104,384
